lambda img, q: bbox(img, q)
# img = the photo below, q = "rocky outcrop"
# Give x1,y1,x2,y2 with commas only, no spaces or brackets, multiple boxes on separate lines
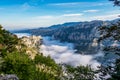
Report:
15,19,120,54
21,35,42,48
32,19,120,54
0,74,19,80
21,35,43,59
15,35,43,59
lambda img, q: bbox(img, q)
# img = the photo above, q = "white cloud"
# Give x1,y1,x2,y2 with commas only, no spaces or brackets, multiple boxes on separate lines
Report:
15,33,31,38
40,37,101,70
48,2,110,7
105,10,120,14
92,14,120,20
23,14,84,28
62,13,83,17
34,13,83,19
83,10,99,13
48,2,80,6
35,16,54,19
2,13,119,30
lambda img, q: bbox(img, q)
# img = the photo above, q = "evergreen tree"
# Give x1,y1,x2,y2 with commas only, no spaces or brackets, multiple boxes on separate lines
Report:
97,1,120,79
109,0,120,6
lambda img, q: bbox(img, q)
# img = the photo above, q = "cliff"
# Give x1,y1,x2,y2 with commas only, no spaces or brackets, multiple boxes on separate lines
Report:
0,25,61,80
20,19,119,54
20,35,42,59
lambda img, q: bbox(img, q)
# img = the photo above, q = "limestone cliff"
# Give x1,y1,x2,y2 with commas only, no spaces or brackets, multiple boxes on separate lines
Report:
0,25,61,80
20,35,43,59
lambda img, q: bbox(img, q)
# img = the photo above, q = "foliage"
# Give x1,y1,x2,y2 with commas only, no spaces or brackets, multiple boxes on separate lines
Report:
0,25,62,80
22,21,103,54
97,7,120,79
0,25,19,55
0,52,36,80
98,22,120,42
64,65,95,80
34,54,58,69
35,69,60,80
111,58,120,79
109,0,120,6
34,54,62,80
96,1,120,79
97,22,120,79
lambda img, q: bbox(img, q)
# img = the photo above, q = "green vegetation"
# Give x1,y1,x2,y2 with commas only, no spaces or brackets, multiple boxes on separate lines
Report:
64,65,95,80
34,54,62,80
1,0,120,80
34,54,57,68
98,22,120,80
96,1,120,79
0,25,96,80
0,25,61,80
1,52,36,80
1,1,120,78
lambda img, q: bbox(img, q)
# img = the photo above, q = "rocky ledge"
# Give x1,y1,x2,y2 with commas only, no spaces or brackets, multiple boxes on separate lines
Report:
20,35,43,59
0,74,19,80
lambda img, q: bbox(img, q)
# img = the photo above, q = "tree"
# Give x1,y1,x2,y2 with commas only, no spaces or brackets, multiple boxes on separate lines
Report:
63,65,95,80
0,52,36,80
34,54,62,80
109,0,120,6
97,1,120,79
0,25,64,80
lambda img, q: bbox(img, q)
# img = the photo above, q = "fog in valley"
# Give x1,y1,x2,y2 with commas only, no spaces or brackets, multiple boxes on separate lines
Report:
40,37,104,69
15,33,105,70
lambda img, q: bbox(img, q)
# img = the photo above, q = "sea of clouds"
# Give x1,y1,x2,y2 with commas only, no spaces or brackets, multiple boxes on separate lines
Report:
15,33,31,38
40,37,104,70
14,33,104,70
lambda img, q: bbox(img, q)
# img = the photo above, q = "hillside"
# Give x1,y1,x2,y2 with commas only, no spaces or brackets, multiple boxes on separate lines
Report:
0,25,97,80
0,25,62,80
1,21,120,79
15,19,120,54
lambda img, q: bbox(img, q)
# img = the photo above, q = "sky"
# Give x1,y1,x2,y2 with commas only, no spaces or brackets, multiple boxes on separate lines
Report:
0,0,120,30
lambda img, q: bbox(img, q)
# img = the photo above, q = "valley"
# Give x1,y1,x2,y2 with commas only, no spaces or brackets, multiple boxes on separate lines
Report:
15,19,120,54
1,0,120,79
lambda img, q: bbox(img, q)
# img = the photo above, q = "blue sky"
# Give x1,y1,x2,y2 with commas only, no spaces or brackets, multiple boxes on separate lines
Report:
0,0,120,30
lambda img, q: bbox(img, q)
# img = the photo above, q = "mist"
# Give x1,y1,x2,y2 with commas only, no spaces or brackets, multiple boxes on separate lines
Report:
14,33,31,38
14,33,103,70
40,37,103,70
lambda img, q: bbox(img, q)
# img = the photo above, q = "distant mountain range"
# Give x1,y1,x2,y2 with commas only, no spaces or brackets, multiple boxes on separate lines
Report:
14,18,120,54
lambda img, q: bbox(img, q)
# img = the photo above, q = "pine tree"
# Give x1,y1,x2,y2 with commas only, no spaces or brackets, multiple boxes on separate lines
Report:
97,1,120,79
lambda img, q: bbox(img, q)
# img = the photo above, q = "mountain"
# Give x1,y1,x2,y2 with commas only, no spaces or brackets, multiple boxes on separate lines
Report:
0,25,96,80
14,19,120,54
0,25,62,80
1,19,120,79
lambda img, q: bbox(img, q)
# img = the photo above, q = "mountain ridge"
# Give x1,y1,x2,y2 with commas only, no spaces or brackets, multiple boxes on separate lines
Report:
14,18,120,54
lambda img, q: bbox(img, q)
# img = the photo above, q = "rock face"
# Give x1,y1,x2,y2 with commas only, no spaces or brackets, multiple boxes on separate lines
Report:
21,35,42,48
92,38,98,47
0,74,19,80
20,35,43,59
30,20,104,54
15,18,120,54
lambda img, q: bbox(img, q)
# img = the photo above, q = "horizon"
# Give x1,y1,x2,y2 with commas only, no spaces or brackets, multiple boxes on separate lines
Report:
0,0,120,30
10,18,120,31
